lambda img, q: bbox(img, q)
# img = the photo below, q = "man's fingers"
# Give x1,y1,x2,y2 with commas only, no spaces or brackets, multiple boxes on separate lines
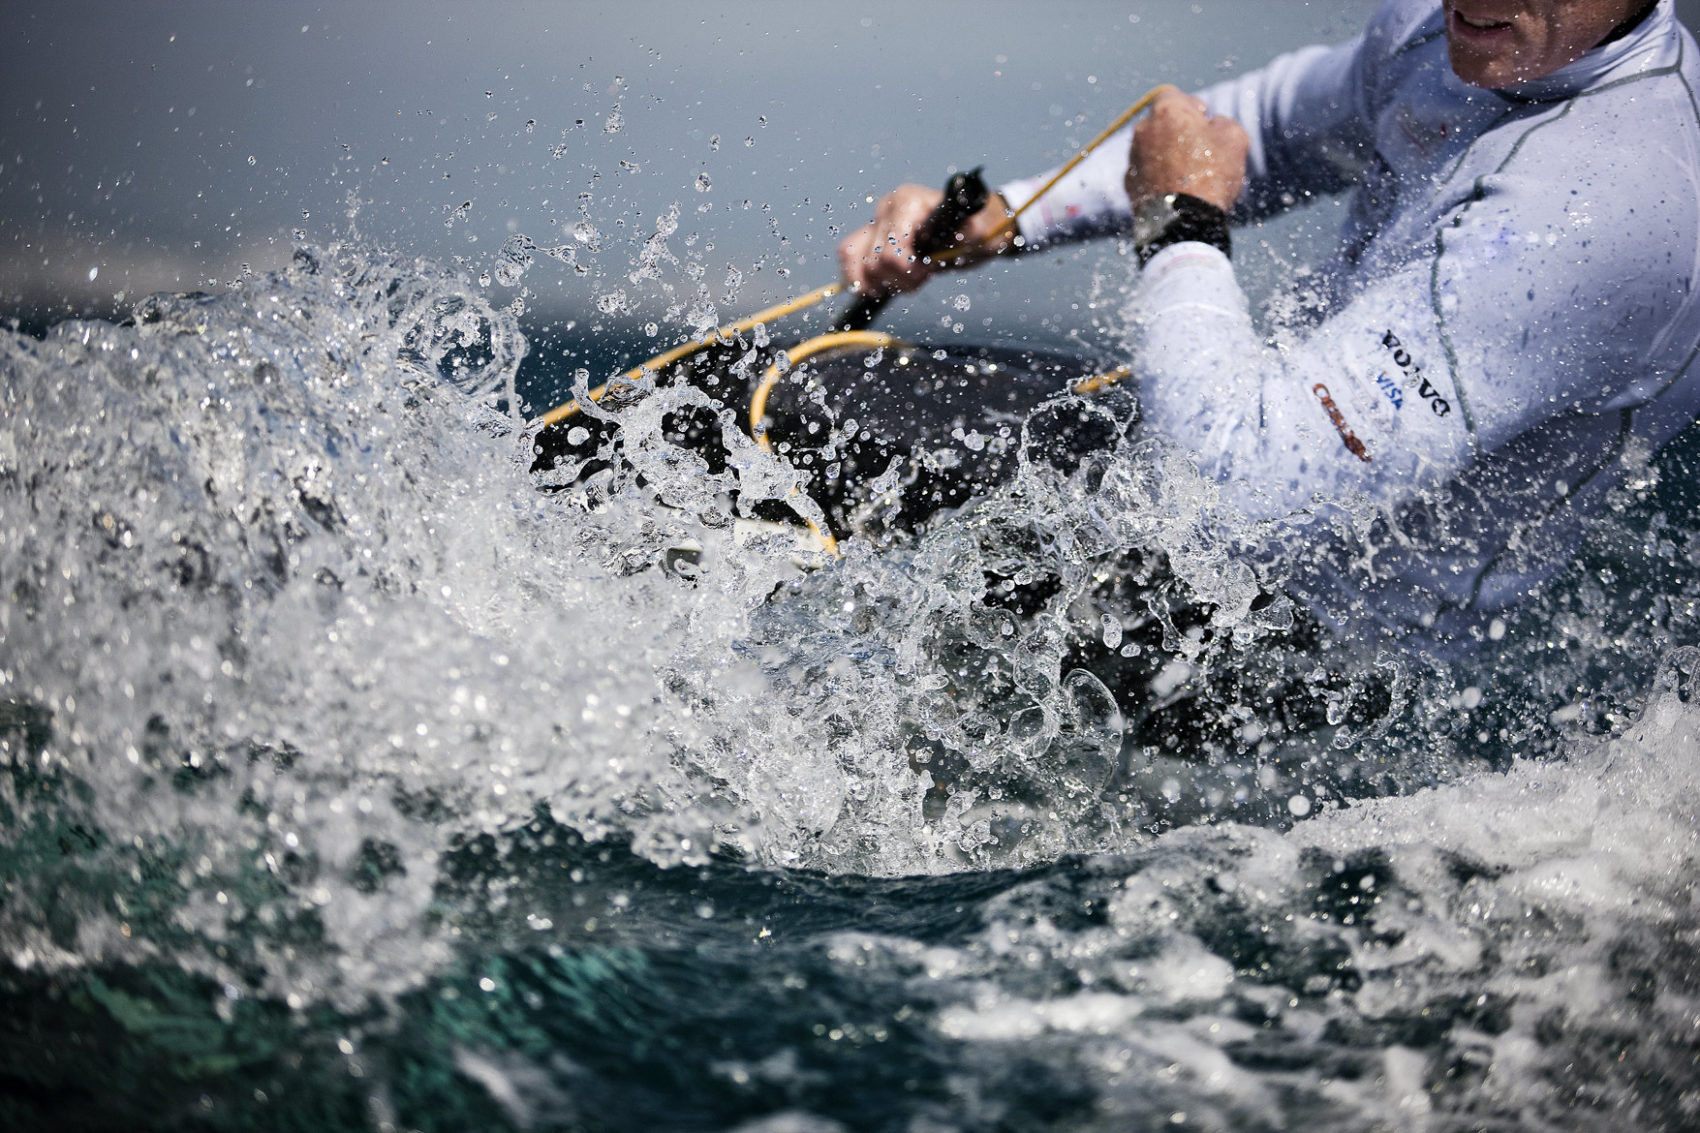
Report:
837,184,945,296
1150,88,1208,119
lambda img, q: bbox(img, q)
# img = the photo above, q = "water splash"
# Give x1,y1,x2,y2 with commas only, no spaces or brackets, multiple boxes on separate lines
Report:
2,241,1695,1086
0,244,818,1009
1,242,1697,1133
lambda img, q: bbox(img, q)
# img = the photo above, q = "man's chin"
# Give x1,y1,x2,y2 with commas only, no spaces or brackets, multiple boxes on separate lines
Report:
1446,41,1522,89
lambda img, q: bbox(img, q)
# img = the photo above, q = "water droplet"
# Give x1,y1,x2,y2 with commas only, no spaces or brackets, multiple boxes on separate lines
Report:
493,234,536,287
709,134,721,150
1287,794,1312,817
246,155,256,166
604,110,624,134
694,172,712,193
566,426,590,446
952,294,971,311
1100,613,1122,650
86,266,99,282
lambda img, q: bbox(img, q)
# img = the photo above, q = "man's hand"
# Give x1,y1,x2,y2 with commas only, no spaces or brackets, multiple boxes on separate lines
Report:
837,185,1015,298
1124,89,1249,213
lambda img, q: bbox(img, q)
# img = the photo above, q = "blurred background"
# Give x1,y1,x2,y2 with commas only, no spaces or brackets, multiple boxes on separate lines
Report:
6,0,1697,402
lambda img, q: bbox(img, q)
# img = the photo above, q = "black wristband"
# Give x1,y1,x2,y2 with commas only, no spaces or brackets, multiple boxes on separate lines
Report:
1133,192,1232,266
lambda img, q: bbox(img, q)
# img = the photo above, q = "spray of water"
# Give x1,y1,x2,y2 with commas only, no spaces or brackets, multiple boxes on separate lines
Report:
2,241,1694,1059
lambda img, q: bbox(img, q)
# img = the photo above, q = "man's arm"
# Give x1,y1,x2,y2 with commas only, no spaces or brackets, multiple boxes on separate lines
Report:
839,20,1376,295
1128,153,1693,528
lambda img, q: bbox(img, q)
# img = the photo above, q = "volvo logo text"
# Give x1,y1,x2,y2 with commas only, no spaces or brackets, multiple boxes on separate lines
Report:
1380,330,1453,417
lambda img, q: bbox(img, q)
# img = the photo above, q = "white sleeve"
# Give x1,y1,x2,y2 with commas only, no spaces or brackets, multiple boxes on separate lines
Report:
1128,150,1690,527
1128,242,1468,524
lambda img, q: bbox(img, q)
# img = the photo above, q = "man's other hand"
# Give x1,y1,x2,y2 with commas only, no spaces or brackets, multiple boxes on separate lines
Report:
1124,89,1249,213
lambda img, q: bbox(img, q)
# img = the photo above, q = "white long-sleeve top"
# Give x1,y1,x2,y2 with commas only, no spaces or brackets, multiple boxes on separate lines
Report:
999,0,1700,655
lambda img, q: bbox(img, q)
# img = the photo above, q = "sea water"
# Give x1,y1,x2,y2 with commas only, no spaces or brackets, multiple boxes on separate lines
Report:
3,238,1698,1131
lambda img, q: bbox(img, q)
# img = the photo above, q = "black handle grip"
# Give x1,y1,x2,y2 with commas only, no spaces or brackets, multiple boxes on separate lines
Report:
835,167,991,333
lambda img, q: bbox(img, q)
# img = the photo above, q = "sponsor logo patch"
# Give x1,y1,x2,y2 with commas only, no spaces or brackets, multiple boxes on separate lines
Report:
1373,370,1404,410
1313,383,1372,463
1379,330,1452,418
1396,106,1451,156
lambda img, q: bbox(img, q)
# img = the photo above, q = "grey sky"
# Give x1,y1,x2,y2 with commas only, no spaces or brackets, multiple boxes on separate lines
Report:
5,1,1695,340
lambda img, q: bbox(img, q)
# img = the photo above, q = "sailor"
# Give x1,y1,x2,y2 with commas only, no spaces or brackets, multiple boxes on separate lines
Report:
838,0,1700,660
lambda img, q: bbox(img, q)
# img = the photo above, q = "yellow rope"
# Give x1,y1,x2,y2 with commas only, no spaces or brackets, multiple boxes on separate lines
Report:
533,282,844,428
982,84,1178,248
744,84,1172,430
527,88,1172,555
788,509,840,559
1069,365,1134,396
741,330,901,559
748,339,1130,553
531,85,1174,431
748,331,902,453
